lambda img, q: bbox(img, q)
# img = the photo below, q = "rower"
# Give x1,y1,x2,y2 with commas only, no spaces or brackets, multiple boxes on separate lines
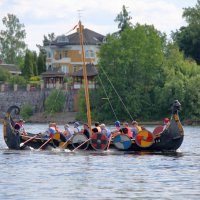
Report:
131,121,142,138
14,119,27,135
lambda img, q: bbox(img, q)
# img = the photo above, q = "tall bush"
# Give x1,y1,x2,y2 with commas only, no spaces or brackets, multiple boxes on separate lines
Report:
0,68,11,82
21,103,33,120
44,89,65,113
8,76,27,86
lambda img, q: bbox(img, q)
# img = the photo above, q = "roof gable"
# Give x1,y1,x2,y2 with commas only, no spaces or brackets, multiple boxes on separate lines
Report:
0,64,21,74
72,63,98,77
44,28,105,46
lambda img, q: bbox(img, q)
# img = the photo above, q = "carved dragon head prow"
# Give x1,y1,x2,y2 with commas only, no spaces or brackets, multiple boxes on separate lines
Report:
172,100,181,114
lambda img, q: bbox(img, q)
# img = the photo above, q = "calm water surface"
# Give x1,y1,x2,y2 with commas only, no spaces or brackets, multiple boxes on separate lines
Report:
0,124,199,200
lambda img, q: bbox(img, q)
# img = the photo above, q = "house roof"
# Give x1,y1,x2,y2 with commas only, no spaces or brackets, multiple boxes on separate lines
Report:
72,63,98,77
0,64,21,74
44,28,105,46
41,67,65,78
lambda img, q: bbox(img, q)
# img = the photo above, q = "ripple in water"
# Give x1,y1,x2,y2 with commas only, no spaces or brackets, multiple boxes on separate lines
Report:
0,124,200,199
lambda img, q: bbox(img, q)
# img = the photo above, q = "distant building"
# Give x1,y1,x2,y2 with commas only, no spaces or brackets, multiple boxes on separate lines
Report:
0,62,21,76
42,25,105,79
41,67,65,89
72,63,98,89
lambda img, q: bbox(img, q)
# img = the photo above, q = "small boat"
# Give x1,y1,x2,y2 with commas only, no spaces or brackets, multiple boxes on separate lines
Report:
3,21,184,152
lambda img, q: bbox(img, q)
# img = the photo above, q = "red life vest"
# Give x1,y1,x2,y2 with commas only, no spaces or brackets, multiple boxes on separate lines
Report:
127,127,133,138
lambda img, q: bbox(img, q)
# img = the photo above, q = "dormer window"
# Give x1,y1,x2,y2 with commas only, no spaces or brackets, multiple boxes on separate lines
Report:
57,35,69,43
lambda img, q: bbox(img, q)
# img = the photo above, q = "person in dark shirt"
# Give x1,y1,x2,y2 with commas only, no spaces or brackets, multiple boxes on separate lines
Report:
82,123,90,139
14,119,27,135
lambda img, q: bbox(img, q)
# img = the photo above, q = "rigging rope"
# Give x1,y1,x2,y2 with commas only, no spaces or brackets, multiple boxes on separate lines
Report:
49,89,61,116
97,74,118,121
99,65,134,121
65,25,78,35
80,23,133,121
66,22,132,122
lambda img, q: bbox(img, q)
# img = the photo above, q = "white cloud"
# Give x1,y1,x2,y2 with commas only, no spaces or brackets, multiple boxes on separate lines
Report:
0,0,197,51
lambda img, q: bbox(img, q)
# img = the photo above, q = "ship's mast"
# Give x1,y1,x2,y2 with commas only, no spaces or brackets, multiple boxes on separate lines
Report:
78,20,92,135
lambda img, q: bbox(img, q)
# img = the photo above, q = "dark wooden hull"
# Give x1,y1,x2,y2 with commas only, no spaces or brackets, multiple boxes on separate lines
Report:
3,101,184,152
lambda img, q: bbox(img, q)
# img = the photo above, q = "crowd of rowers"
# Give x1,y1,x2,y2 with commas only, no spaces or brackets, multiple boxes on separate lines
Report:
15,118,170,140
42,120,144,140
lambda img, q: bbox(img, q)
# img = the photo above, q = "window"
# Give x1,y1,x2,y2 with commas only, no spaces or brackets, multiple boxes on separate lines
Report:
64,51,68,58
73,66,79,72
61,65,68,74
48,51,51,58
85,50,95,58
57,35,69,43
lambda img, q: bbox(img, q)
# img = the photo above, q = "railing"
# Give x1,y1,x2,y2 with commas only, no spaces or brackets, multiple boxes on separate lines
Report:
73,82,96,89
0,82,96,92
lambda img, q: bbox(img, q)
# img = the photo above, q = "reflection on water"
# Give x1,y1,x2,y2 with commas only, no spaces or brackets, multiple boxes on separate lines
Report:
0,124,200,200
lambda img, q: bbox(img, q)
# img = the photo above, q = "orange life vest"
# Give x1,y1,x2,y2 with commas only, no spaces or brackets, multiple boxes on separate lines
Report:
136,125,142,132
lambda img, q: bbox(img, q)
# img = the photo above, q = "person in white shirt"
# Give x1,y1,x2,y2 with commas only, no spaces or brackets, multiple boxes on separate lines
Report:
63,124,72,139
73,122,81,134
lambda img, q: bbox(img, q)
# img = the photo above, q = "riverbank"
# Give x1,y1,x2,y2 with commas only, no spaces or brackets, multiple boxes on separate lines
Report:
0,112,162,125
0,112,199,125
0,112,77,125
28,112,77,125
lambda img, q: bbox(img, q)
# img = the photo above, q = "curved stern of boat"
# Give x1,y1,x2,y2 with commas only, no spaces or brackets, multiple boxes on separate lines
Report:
3,106,21,149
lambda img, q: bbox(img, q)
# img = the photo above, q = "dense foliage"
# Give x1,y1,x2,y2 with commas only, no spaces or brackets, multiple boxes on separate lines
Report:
21,49,46,79
78,24,200,122
37,51,46,74
89,25,167,122
172,0,200,65
114,5,132,32
21,103,33,120
0,14,27,65
0,68,11,82
22,50,34,79
44,90,65,114
76,4,200,122
8,76,27,86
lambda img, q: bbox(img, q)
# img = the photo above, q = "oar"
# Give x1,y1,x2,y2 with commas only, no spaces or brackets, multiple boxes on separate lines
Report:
60,135,73,149
20,134,39,148
106,134,112,151
72,138,91,152
38,137,52,150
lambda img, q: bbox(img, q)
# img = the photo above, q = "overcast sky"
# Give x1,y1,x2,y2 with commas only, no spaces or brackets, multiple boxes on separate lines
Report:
0,0,197,51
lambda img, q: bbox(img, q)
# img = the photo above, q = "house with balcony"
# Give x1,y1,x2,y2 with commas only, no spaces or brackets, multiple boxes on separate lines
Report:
42,25,105,89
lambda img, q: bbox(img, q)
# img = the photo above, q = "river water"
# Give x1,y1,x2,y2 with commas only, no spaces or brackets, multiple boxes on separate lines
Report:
0,124,199,200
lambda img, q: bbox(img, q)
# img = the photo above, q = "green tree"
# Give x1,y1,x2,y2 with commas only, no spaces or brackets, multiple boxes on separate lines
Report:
8,75,27,86
0,68,11,82
32,51,38,76
21,103,33,120
22,50,33,79
157,43,200,118
84,24,166,122
172,0,200,64
37,51,46,74
45,90,65,113
184,75,200,120
0,14,26,64
114,5,132,32
43,32,56,45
